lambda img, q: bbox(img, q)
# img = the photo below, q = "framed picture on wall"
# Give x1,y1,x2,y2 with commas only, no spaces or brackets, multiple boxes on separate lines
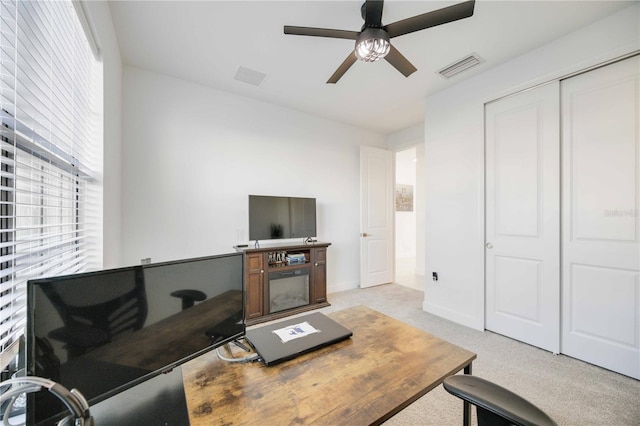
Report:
395,184,413,211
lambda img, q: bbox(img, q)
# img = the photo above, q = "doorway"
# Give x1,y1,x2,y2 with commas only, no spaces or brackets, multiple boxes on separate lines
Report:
394,145,425,292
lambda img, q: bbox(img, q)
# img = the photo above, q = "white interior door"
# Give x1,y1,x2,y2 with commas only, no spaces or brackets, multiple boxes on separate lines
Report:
485,82,560,353
561,56,640,379
360,146,394,288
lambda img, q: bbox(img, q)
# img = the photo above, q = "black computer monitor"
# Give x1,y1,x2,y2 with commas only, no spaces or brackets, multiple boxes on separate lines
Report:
26,252,244,425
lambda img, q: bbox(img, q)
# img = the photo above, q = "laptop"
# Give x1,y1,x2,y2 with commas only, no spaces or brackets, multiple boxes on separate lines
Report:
245,312,352,366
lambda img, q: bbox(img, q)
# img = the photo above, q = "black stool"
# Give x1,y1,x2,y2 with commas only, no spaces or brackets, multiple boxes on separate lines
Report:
170,290,206,310
443,375,557,426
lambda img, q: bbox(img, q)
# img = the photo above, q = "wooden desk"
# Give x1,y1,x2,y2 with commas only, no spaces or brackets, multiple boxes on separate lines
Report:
182,305,476,425
87,290,243,371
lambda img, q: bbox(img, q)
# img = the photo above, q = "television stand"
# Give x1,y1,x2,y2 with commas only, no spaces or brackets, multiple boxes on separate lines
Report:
234,242,331,325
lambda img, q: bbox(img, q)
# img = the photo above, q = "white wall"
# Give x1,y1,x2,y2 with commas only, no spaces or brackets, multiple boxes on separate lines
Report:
85,1,123,268
121,67,386,293
415,142,425,277
423,4,640,330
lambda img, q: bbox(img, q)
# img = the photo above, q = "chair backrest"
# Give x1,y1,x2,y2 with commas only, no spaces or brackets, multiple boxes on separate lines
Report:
443,375,557,426
41,268,148,345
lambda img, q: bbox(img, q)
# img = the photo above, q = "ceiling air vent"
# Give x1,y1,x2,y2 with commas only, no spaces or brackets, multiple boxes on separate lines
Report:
437,53,484,79
234,66,267,87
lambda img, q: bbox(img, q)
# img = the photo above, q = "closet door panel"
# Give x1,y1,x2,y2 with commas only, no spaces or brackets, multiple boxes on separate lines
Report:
485,82,560,353
561,55,640,379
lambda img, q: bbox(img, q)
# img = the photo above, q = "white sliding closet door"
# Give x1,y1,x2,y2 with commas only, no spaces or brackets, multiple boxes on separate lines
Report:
485,82,560,353
561,56,640,379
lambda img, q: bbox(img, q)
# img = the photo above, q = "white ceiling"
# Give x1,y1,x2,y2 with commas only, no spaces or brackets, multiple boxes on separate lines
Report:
108,0,635,135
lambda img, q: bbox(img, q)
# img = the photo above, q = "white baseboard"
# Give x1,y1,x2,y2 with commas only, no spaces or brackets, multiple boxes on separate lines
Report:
422,301,484,331
327,281,359,295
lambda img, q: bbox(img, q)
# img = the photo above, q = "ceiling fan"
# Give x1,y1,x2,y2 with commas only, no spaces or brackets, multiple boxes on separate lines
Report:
284,0,476,84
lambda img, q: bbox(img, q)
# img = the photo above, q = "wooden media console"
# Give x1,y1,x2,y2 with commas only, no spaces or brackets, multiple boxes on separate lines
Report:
235,242,331,325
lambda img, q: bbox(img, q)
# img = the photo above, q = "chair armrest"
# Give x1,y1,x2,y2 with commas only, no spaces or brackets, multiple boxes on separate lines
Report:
443,375,557,426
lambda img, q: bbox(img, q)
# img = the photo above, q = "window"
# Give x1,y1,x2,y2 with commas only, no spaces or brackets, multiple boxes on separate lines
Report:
0,0,102,367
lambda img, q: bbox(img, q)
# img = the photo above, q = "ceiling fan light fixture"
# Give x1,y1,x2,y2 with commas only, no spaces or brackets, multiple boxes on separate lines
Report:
284,0,476,83
355,28,390,62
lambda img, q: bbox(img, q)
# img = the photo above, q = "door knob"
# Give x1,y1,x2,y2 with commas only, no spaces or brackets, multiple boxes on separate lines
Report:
360,233,368,237
486,242,493,249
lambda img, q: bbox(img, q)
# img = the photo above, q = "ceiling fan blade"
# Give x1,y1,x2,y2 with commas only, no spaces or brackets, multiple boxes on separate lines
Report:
384,0,475,38
327,51,358,84
384,44,417,78
284,26,359,40
364,0,384,28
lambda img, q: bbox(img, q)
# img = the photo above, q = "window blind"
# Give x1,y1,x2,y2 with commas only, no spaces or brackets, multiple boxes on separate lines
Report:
0,0,101,367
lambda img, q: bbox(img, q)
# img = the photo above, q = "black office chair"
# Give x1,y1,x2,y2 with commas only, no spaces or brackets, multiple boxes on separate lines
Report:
443,375,557,426
41,270,148,359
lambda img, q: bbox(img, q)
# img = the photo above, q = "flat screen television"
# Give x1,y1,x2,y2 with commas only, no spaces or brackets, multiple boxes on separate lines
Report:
249,195,317,242
26,252,244,425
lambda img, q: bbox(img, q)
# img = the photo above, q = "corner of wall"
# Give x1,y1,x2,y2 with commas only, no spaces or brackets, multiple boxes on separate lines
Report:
386,123,425,151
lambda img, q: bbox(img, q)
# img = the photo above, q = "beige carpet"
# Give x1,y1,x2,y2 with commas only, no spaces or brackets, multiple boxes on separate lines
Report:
318,284,640,426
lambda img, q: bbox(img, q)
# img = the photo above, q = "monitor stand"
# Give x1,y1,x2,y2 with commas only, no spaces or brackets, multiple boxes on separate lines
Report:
89,367,189,425
231,339,251,352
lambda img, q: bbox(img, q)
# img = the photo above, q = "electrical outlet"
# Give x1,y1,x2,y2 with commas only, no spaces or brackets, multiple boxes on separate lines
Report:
432,272,438,281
